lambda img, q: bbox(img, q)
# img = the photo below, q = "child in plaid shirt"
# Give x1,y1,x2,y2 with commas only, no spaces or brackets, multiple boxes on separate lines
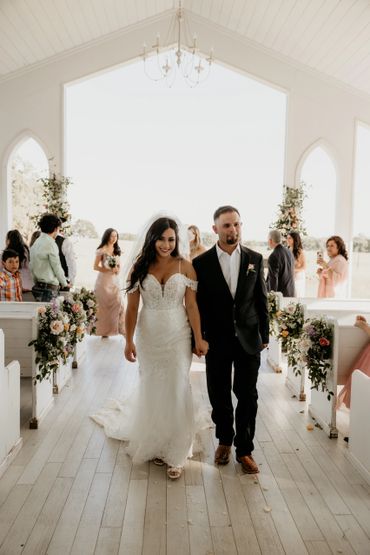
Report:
0,249,23,302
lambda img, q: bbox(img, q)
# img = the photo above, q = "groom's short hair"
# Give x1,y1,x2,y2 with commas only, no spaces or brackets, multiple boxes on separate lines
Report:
213,205,240,221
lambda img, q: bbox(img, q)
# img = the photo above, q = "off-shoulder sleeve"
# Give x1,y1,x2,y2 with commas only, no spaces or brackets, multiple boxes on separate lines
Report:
127,281,140,294
184,276,198,291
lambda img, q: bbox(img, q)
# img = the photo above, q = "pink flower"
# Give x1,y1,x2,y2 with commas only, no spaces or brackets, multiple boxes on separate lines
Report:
319,337,330,347
72,303,81,313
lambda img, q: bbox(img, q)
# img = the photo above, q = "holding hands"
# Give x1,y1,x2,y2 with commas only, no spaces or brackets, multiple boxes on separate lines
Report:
194,338,209,357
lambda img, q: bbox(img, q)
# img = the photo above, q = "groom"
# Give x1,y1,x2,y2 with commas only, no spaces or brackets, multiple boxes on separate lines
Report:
193,206,269,473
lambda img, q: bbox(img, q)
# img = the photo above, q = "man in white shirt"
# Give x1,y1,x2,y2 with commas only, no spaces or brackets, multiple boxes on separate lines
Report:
193,206,269,474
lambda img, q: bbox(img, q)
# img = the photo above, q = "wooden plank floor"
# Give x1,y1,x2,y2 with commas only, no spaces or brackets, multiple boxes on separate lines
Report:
1,336,369,554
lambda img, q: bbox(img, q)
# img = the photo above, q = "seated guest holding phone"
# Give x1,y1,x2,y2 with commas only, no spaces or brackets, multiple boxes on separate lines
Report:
0,249,22,302
317,235,348,298
30,214,70,302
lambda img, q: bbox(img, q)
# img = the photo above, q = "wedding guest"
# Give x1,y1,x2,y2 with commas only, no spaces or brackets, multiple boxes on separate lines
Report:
188,225,206,260
93,228,125,337
266,229,295,297
29,230,41,247
317,235,348,298
30,214,69,302
5,229,33,301
55,219,77,290
0,249,22,302
337,315,370,409
287,231,306,297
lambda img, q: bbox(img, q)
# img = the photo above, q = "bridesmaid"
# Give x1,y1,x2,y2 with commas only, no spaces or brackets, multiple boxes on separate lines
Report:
188,225,206,260
287,231,306,297
94,228,125,337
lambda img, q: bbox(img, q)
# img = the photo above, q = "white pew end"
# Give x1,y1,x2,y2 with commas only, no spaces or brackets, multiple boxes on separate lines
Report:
0,329,22,479
347,370,370,485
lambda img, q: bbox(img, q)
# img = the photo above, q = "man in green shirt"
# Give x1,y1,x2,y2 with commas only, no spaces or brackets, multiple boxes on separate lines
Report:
30,214,70,302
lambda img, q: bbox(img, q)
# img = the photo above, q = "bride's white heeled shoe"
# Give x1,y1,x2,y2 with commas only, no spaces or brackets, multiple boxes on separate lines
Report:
167,466,183,480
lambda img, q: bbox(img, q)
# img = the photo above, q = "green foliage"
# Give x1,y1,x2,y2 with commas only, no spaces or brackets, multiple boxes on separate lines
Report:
72,219,99,238
32,173,72,235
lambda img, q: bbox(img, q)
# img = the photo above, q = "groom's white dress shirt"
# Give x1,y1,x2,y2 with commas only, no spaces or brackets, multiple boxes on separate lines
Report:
216,243,241,298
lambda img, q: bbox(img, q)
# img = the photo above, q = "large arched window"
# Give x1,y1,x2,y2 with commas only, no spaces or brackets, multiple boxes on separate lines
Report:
7,137,49,241
299,144,337,297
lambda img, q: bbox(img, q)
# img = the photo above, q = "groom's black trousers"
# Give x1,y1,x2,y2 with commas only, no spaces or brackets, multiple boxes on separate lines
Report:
205,335,260,457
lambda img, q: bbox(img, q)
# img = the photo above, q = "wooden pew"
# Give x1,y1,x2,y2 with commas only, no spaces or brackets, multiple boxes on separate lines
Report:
308,315,369,438
276,297,370,403
347,370,370,485
0,301,73,395
0,305,54,428
0,329,22,478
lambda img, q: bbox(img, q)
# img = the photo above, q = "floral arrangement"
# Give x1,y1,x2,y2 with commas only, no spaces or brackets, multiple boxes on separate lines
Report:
104,255,118,269
29,298,73,382
270,182,307,241
29,289,97,382
73,287,97,335
267,291,281,336
276,302,305,367
298,318,334,399
31,173,72,235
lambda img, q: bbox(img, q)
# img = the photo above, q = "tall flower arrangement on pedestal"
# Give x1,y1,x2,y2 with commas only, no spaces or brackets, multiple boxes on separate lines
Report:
270,182,307,242
31,173,72,235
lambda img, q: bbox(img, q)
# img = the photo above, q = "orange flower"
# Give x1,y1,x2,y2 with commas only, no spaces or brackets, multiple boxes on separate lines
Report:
281,330,289,337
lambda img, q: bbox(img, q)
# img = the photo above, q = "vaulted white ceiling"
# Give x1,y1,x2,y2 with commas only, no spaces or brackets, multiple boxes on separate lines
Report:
1,0,370,97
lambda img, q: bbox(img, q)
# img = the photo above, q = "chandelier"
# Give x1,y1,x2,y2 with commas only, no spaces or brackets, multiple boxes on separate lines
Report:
142,1,213,87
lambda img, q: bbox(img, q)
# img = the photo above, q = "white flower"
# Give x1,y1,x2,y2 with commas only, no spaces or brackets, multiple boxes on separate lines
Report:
38,306,46,315
286,304,295,314
50,320,64,335
87,299,95,308
70,324,77,332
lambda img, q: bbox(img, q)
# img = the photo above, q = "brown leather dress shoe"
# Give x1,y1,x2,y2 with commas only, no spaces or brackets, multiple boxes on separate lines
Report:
214,444,231,465
236,455,259,474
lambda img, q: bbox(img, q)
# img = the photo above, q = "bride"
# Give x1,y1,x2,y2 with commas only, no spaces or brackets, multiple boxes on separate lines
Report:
91,216,208,479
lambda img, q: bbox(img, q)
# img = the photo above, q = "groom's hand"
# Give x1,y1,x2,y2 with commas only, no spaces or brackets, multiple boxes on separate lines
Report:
124,342,137,362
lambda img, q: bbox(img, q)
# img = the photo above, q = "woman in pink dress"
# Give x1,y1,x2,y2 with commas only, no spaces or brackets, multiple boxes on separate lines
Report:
337,316,370,409
317,235,348,298
94,228,125,337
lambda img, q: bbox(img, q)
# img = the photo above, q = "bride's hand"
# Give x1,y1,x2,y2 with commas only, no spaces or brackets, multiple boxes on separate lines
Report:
195,339,209,357
124,341,137,362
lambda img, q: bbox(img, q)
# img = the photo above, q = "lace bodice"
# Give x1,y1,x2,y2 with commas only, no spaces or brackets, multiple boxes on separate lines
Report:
129,273,197,310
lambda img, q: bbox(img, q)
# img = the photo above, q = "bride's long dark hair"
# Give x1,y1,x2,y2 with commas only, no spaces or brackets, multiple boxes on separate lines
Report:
126,217,180,292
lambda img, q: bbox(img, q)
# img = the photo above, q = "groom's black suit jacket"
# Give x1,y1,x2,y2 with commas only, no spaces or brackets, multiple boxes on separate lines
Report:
193,245,269,355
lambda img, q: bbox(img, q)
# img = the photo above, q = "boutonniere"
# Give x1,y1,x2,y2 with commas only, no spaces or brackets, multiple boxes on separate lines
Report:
246,263,256,276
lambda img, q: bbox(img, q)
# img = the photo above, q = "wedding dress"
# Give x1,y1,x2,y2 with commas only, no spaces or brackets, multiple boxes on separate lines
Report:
91,270,209,467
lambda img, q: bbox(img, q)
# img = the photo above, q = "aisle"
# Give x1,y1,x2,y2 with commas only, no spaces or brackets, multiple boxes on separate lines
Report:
0,336,369,554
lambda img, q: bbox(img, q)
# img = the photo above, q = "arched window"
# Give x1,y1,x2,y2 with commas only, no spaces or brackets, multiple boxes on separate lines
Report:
298,145,337,296
8,137,49,242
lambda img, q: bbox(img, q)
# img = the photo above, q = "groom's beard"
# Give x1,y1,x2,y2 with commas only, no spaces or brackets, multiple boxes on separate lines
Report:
226,235,239,245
